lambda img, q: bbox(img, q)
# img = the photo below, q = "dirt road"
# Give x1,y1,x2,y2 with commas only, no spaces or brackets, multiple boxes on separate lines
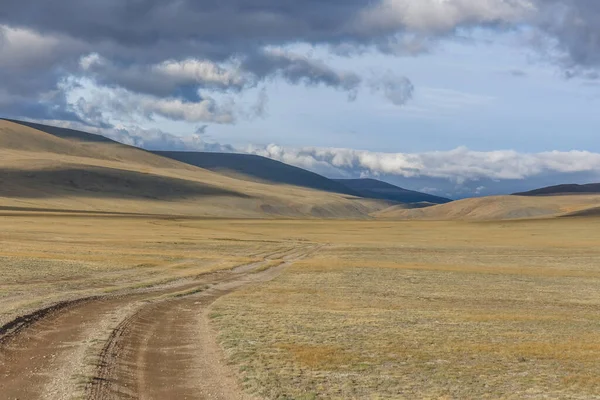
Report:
0,244,319,400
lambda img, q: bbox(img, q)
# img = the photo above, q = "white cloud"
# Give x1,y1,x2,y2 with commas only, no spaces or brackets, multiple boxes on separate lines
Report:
356,0,536,34
155,59,247,88
0,25,84,70
80,54,250,94
138,96,235,124
70,80,237,124
23,119,600,194
35,119,235,152
245,144,600,183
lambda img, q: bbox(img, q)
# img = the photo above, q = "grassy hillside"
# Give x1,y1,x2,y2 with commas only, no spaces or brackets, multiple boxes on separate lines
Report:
375,194,600,220
154,151,360,196
335,178,452,204
0,119,391,218
515,183,600,196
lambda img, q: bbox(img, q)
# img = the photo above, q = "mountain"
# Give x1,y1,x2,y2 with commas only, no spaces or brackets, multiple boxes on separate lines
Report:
374,194,600,221
0,119,392,218
514,183,600,196
154,153,450,206
2,119,117,143
153,151,360,196
334,178,452,204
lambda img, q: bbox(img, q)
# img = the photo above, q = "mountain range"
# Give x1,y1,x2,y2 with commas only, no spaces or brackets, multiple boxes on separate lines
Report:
2,118,600,221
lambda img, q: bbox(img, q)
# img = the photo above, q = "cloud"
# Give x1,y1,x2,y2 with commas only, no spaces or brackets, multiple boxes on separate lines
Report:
20,118,600,197
534,0,600,70
369,72,415,105
195,125,209,135
243,49,362,91
0,25,86,120
79,54,250,99
251,87,269,118
3,0,600,125
71,84,237,124
0,25,83,72
35,119,235,152
245,144,600,183
356,0,535,35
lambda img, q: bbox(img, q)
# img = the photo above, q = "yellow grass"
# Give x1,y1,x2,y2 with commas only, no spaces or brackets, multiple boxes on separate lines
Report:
2,201,600,398
5,114,600,399
210,217,600,399
0,215,289,325
375,194,600,220
0,119,390,219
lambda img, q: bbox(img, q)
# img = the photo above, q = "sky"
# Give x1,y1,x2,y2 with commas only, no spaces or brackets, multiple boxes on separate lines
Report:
2,0,600,198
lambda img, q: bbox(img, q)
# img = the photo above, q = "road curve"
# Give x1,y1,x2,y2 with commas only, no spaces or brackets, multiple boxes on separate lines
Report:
0,244,319,400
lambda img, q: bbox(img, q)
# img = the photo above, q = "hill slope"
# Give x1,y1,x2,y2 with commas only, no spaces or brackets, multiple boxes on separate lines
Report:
375,194,600,221
0,119,391,218
154,151,360,196
335,178,452,204
515,183,600,196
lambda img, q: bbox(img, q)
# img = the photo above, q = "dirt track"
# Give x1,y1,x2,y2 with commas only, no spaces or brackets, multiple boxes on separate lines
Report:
0,244,319,400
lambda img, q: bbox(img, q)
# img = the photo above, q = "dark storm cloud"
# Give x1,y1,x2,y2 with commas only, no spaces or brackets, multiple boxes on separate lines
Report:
0,0,368,51
535,0,600,70
2,0,600,124
0,0,374,122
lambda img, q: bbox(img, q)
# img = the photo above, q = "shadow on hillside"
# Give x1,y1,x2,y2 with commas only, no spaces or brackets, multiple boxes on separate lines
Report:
0,167,252,200
2,119,117,143
560,206,600,218
153,151,361,196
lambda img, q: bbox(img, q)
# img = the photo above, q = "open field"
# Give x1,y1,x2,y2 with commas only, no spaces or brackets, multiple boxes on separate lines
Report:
0,213,300,327
0,212,318,399
375,194,600,220
1,213,600,399
211,218,600,399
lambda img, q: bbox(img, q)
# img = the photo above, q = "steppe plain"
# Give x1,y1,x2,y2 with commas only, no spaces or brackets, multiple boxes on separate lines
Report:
2,213,600,399
2,119,600,399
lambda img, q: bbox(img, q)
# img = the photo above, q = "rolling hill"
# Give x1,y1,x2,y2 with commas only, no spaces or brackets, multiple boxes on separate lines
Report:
0,119,393,218
375,194,600,220
334,178,452,204
154,152,448,207
514,183,600,196
153,151,360,196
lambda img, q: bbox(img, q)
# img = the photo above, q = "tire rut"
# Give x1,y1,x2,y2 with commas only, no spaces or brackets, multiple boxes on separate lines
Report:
86,245,320,400
0,244,320,400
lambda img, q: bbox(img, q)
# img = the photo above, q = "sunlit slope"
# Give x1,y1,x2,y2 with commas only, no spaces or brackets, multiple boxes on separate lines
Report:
374,194,600,220
154,151,361,196
0,120,389,218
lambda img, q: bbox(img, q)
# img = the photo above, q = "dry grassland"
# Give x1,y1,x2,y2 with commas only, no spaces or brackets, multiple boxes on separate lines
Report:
375,194,600,220
2,213,600,399
0,213,294,326
210,218,600,399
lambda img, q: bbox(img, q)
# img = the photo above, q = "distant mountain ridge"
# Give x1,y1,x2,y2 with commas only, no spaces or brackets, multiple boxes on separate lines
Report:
156,152,449,205
153,151,361,196
0,119,397,219
4,118,448,206
335,178,452,204
514,183,600,196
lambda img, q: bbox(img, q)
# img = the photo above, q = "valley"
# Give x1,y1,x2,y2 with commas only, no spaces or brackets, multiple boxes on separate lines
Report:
1,120,600,399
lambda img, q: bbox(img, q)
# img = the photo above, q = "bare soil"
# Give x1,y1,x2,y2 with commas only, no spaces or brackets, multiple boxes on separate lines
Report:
0,246,317,400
